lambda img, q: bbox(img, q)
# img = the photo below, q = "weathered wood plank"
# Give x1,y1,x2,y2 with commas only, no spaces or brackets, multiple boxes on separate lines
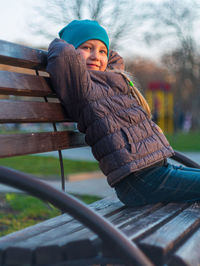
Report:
0,101,67,123
0,214,70,248
34,246,63,265
139,205,200,265
7,221,85,249
56,230,98,262
90,194,124,216
2,220,99,265
109,203,162,227
0,70,53,97
3,221,85,265
4,237,97,266
0,197,122,265
119,203,187,239
0,197,121,249
102,203,186,259
0,40,47,70
0,196,120,248
0,131,86,157
4,247,33,266
169,219,200,266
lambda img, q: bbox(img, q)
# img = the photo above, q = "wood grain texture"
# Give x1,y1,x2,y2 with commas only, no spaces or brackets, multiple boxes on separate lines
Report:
109,203,161,226
0,70,53,97
0,196,122,265
2,195,200,265
0,197,121,248
0,40,47,70
0,131,86,157
0,214,71,249
169,222,200,266
120,203,186,239
0,101,67,123
139,205,200,265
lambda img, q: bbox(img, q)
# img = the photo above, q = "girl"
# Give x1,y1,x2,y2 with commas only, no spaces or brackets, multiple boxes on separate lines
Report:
47,20,200,207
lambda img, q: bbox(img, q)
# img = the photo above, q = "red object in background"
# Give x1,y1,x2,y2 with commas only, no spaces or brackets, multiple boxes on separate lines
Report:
148,81,171,91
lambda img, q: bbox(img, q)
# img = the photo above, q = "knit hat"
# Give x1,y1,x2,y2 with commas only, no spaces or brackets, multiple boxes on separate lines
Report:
59,20,109,55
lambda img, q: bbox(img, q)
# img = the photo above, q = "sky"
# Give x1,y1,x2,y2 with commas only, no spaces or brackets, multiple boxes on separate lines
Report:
0,0,172,60
0,0,48,46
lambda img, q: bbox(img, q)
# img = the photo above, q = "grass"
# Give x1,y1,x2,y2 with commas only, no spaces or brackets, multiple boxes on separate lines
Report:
166,131,200,151
0,155,100,180
0,192,101,237
0,155,101,236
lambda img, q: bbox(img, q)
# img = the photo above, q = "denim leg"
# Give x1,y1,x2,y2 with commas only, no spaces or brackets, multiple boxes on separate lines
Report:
114,163,200,207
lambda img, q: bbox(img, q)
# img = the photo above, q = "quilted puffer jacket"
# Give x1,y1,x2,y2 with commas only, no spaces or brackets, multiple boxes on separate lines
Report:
47,38,174,187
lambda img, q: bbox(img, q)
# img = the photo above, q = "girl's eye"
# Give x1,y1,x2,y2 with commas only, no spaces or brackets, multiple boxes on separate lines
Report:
82,46,91,50
100,50,107,55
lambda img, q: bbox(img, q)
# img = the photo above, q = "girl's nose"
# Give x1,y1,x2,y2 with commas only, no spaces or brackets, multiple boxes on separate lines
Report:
91,50,100,60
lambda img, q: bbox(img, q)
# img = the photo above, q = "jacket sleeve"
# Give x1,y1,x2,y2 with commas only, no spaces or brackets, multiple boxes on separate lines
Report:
107,50,125,71
46,38,92,121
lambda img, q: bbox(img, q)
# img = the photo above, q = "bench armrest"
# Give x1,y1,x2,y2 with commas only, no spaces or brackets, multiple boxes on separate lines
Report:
172,150,200,169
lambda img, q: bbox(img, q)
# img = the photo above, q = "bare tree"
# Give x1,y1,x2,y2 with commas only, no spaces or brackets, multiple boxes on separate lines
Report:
31,0,143,49
142,0,200,129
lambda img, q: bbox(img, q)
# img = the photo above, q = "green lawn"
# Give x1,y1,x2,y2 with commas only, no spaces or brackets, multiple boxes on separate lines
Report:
0,155,101,236
0,155,99,180
166,131,200,151
0,192,101,237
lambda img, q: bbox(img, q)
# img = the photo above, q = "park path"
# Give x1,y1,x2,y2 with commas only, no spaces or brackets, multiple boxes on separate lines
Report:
0,148,200,197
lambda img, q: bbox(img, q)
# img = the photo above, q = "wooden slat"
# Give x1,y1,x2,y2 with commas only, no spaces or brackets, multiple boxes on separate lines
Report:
4,248,33,266
120,203,186,239
91,194,124,216
169,222,200,266
109,203,161,226
36,230,97,263
3,221,84,265
0,70,53,97
139,205,200,265
0,131,86,157
0,196,122,265
0,40,47,70
0,214,70,248
102,203,186,259
0,197,121,249
4,228,96,265
34,246,63,265
0,101,67,123
4,220,84,252
1,199,123,252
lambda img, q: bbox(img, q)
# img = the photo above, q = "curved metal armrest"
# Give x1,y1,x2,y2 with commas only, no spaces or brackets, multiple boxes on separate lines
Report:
171,150,200,169
0,166,153,266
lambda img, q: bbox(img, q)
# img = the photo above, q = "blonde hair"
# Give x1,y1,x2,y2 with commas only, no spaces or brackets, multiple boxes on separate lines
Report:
110,69,152,118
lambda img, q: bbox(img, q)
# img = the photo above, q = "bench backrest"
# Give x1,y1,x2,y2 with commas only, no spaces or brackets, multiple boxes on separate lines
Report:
0,40,86,185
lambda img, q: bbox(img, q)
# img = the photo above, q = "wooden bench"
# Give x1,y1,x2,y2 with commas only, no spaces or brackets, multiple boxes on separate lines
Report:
0,39,200,266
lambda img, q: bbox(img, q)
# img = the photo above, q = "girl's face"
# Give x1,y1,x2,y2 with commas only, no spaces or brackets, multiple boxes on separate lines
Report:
77,40,108,71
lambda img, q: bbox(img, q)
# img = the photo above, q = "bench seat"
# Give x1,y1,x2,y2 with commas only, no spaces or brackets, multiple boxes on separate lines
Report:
0,194,200,265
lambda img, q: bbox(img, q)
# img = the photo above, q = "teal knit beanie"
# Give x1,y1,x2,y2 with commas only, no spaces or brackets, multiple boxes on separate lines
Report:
59,20,109,55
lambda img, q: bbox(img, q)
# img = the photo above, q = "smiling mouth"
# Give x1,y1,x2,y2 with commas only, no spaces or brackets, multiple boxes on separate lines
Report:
87,64,100,69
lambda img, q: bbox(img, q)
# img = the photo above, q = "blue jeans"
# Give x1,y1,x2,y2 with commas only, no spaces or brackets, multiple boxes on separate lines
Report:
114,163,200,207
